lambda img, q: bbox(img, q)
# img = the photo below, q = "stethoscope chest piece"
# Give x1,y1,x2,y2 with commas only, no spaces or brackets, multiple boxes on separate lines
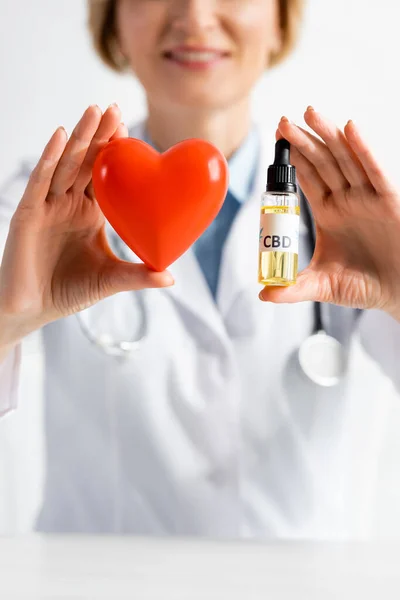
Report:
298,330,346,387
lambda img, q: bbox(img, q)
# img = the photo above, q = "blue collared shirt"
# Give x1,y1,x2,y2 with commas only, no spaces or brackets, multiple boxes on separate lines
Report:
143,126,260,298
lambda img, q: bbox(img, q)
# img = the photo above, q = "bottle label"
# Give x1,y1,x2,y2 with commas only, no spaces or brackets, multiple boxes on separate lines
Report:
259,213,300,254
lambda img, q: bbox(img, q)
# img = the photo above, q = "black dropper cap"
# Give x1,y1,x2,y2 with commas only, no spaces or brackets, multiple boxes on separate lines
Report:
266,138,297,194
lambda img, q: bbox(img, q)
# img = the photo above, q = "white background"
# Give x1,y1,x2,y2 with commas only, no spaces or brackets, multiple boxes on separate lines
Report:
0,0,400,537
1,0,399,184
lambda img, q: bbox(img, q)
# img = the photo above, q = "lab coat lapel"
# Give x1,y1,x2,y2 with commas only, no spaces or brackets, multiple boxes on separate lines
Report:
217,134,270,322
166,249,230,342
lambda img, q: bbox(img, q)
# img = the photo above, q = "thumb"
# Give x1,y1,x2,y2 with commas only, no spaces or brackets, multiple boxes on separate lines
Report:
100,260,175,298
259,268,330,304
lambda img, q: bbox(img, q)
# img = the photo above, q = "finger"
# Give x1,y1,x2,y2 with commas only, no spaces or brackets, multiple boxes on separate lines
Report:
278,116,348,193
49,105,102,195
259,267,330,304
276,128,330,209
20,127,68,207
110,122,129,141
344,119,396,195
73,104,124,193
83,123,128,201
289,143,330,204
304,107,369,188
102,262,175,297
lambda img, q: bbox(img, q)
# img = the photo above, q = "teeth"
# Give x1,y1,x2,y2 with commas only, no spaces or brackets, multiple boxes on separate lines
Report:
171,51,220,62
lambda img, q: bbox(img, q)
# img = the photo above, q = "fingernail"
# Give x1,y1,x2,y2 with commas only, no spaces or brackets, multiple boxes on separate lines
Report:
259,290,266,301
346,119,354,127
164,273,175,286
280,116,290,123
307,105,315,112
108,102,119,109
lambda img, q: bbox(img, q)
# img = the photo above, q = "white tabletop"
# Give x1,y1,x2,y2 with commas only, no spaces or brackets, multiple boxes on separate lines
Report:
1,536,400,599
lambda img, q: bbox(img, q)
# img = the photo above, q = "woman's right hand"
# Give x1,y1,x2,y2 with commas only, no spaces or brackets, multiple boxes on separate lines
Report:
0,104,174,348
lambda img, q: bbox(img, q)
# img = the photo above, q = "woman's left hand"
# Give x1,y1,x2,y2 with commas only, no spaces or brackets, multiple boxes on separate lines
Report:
259,107,400,323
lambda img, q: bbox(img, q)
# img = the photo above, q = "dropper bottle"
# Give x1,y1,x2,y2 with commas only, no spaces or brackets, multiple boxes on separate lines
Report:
258,138,300,286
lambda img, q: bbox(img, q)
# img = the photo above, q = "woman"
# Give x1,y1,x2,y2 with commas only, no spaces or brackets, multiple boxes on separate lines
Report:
0,0,400,538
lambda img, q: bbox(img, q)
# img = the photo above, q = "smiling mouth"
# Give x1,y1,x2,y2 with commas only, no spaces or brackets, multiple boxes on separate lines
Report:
163,48,230,68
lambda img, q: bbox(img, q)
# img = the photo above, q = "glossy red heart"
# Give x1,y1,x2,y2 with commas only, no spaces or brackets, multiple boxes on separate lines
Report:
92,138,229,271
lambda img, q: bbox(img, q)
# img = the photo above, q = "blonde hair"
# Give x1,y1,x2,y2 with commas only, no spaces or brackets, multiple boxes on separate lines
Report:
87,0,306,72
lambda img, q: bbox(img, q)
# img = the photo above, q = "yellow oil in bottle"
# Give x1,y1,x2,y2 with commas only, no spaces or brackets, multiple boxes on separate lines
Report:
258,205,300,286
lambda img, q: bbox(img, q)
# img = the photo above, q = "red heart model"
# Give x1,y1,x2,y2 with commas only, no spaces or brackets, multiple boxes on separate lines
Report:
92,137,229,271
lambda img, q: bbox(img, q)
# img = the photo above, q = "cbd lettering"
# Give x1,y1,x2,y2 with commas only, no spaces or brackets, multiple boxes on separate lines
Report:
262,235,292,249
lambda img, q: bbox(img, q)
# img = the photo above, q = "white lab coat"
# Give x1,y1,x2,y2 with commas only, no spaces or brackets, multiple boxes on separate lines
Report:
0,122,400,539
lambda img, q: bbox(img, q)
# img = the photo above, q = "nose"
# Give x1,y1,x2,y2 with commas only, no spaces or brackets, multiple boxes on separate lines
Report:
170,0,218,36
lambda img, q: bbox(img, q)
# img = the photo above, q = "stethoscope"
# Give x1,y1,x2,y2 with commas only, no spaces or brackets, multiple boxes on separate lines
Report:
297,192,347,387
75,234,148,359
75,194,347,385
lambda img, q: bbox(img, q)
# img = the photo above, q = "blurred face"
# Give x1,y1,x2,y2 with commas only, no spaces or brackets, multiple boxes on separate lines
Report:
116,0,281,111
